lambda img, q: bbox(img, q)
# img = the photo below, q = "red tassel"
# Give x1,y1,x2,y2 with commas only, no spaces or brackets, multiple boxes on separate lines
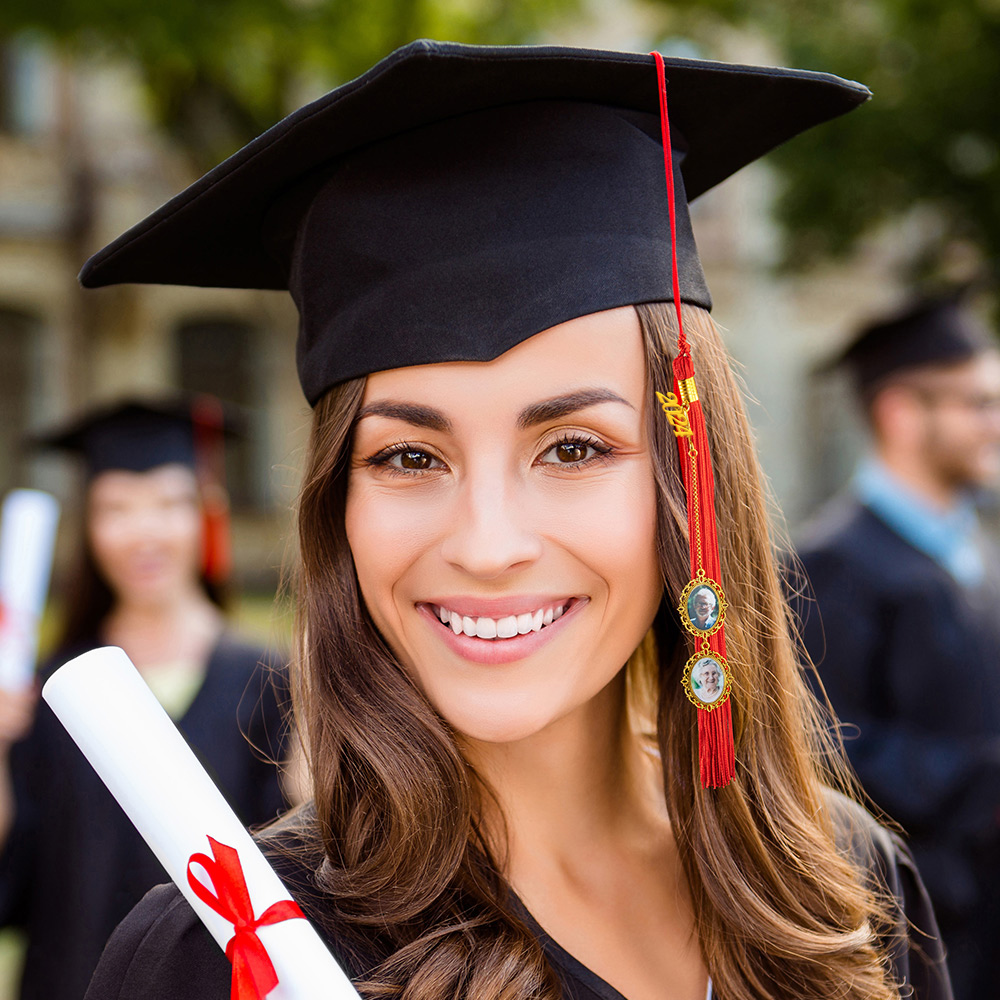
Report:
653,52,735,788
191,395,232,586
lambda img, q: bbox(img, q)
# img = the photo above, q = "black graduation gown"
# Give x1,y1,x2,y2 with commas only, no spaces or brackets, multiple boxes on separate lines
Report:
0,634,288,1000
84,796,952,1000
796,495,1000,996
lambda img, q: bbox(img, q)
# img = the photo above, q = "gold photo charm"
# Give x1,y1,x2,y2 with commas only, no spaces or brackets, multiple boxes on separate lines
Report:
682,650,731,711
678,575,727,638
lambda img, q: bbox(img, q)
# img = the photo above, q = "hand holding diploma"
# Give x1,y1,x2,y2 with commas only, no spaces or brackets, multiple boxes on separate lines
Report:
42,646,362,1000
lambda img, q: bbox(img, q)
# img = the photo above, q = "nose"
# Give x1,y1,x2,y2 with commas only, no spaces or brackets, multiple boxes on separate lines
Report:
438,467,543,579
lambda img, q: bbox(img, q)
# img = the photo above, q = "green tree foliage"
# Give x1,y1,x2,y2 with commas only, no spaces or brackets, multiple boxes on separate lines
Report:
1,0,578,168
654,0,1000,283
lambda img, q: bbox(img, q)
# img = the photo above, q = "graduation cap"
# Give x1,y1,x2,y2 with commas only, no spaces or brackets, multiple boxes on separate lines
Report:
833,292,994,392
79,39,871,790
35,396,238,584
79,39,871,406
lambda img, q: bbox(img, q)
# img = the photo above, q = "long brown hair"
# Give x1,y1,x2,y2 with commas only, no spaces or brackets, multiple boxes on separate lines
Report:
290,302,899,1000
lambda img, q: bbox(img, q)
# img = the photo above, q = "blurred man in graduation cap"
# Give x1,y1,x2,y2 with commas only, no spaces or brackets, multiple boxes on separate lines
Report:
0,396,289,1000
796,291,1000,997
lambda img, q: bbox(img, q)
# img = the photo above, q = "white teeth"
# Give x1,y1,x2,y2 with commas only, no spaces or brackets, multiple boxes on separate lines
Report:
497,615,518,638
435,602,572,639
475,617,498,639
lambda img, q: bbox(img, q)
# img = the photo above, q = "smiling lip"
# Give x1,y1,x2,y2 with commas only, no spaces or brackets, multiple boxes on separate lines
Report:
416,596,588,665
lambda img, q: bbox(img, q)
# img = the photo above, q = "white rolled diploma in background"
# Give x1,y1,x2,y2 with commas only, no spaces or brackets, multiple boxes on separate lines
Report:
0,488,60,691
42,646,361,1000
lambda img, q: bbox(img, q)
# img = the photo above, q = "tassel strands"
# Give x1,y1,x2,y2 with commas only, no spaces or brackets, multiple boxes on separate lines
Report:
651,52,735,788
191,394,232,587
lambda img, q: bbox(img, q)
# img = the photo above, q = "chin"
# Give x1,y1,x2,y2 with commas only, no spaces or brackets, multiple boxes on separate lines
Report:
431,690,572,747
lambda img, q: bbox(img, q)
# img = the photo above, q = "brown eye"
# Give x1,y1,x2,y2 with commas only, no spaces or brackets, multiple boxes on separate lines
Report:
556,442,586,463
539,437,610,467
398,450,433,470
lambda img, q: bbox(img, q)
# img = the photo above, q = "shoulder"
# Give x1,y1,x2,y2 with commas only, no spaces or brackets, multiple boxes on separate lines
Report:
85,883,230,1000
209,633,284,676
205,633,289,714
823,791,953,1000
797,496,942,592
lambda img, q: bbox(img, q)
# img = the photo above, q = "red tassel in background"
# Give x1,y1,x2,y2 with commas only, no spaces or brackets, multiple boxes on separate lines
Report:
191,394,232,587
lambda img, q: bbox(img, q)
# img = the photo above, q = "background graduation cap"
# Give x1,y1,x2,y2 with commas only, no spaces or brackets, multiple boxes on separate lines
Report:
831,290,995,394
78,39,871,788
35,396,240,585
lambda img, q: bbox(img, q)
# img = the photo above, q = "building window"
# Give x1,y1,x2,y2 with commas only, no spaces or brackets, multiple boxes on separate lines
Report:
175,318,262,510
0,309,36,495
0,35,56,137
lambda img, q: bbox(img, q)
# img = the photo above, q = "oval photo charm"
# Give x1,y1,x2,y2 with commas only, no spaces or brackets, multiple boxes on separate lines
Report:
683,652,730,711
678,577,726,638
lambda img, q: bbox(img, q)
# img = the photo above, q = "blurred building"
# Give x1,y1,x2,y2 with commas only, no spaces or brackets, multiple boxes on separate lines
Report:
0,35,307,591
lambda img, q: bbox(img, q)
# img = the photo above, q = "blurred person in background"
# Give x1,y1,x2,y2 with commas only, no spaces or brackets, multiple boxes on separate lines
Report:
0,397,289,1000
796,292,1000,998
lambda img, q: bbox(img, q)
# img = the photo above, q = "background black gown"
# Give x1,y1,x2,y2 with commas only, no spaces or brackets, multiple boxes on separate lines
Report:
0,634,288,1000
796,494,1000,998
84,797,952,1000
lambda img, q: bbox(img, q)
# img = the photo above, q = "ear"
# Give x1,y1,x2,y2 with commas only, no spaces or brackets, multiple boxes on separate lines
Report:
869,383,923,447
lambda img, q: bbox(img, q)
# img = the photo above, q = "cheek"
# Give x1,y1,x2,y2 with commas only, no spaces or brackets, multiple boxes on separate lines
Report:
169,507,204,559
345,484,446,619
87,519,123,569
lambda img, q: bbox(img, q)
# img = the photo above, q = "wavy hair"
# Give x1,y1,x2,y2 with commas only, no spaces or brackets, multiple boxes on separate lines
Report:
289,302,899,1000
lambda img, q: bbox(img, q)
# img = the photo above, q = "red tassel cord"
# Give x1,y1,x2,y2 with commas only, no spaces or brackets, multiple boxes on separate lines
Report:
652,52,735,789
191,394,232,587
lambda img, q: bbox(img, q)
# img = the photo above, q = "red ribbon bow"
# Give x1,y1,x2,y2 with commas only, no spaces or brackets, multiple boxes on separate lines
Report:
187,837,305,1000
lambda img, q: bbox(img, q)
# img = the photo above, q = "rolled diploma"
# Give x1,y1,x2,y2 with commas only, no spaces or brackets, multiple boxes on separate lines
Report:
42,646,360,1000
0,489,60,691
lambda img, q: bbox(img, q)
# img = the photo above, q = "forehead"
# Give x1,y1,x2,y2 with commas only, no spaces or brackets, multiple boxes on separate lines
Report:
89,463,198,500
359,306,646,413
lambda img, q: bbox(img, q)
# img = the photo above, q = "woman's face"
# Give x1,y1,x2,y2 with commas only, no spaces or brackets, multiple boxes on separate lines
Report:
346,306,663,744
87,463,203,607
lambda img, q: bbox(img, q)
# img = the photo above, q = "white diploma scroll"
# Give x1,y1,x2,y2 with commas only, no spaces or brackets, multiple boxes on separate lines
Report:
0,489,60,691
42,646,361,1000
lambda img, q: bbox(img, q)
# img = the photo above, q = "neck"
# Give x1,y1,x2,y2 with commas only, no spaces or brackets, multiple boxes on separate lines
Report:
103,586,223,670
876,447,960,511
462,672,667,880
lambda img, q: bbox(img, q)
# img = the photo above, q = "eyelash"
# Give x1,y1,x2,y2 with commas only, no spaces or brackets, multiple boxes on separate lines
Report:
539,433,615,469
364,433,616,476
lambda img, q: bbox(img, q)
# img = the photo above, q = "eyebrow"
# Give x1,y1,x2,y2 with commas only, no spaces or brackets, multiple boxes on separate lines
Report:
355,387,632,433
355,401,452,432
516,389,633,429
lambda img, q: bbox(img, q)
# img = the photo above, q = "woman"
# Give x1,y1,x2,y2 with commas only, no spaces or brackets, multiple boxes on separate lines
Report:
0,398,288,1000
81,41,951,1000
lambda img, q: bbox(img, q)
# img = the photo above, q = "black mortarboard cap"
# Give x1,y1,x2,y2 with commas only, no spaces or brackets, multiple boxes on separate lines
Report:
33,397,238,479
834,292,994,391
79,40,870,405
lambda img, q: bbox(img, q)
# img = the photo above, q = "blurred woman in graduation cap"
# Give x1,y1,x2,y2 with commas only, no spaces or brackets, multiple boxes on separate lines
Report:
79,40,951,1000
0,396,289,1000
